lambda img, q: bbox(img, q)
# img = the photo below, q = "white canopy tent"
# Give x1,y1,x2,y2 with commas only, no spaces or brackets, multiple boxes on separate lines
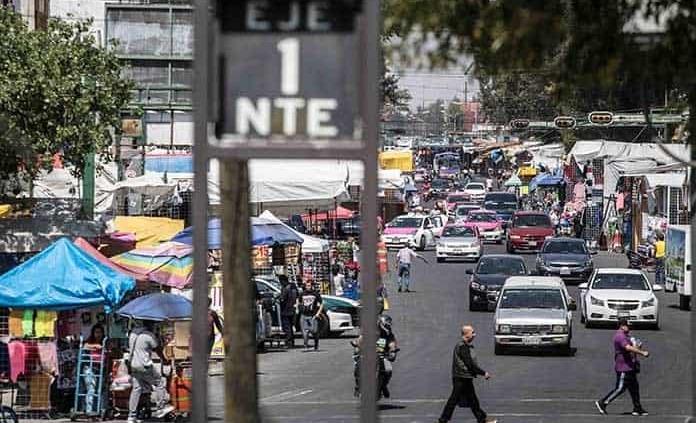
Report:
569,140,689,166
258,210,329,253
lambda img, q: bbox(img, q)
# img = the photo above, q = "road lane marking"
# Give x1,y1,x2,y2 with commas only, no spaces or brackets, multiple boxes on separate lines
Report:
263,413,691,421
262,397,691,405
260,389,313,402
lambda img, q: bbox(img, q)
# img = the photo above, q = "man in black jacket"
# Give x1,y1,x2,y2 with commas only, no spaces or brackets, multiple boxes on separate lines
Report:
437,325,496,423
279,275,298,348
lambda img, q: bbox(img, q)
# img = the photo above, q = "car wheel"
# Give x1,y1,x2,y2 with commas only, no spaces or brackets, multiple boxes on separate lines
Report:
496,238,502,245
418,236,426,251
561,341,573,356
494,343,505,355
651,320,660,331
437,257,445,263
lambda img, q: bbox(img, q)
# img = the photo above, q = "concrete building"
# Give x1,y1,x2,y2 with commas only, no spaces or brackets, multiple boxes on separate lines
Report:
2,0,50,30
50,0,194,147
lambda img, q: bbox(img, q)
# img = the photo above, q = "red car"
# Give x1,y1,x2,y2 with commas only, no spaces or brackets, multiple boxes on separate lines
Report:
506,211,554,253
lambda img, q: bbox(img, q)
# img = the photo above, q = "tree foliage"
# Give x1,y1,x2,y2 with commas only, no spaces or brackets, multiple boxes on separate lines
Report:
0,7,133,188
384,0,695,142
381,70,412,110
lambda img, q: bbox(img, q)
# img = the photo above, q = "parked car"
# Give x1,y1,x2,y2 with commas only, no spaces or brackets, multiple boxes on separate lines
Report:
578,268,661,329
463,182,486,202
466,254,528,311
255,278,360,338
507,211,555,253
463,210,504,243
536,237,595,283
453,203,481,222
381,214,436,250
483,192,518,228
494,276,576,355
436,224,481,263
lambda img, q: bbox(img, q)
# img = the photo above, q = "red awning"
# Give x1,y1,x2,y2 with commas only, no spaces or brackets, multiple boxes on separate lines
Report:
302,206,355,221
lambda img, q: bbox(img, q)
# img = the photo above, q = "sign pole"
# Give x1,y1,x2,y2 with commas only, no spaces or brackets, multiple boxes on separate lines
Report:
220,160,258,422
192,0,211,422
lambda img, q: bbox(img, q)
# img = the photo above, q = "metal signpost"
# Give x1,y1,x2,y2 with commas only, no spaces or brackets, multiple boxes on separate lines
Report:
192,0,379,421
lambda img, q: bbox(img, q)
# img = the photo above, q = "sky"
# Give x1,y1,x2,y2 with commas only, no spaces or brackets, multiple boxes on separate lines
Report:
395,70,481,111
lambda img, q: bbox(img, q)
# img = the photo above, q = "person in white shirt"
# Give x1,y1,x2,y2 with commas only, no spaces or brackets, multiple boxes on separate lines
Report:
395,245,429,292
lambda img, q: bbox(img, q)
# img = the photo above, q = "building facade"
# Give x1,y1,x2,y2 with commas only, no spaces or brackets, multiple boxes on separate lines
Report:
3,0,50,29
50,0,194,147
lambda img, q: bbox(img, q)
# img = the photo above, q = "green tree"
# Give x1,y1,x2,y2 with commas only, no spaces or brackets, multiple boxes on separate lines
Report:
0,7,133,192
384,0,694,148
381,69,412,110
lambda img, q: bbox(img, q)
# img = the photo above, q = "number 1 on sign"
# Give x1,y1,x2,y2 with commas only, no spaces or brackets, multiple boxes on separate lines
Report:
277,38,299,95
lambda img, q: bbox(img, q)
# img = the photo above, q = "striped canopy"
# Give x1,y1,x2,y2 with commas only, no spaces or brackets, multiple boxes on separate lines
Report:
112,242,193,289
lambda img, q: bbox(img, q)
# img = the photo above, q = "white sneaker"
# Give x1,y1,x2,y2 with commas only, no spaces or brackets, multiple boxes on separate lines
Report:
152,404,176,418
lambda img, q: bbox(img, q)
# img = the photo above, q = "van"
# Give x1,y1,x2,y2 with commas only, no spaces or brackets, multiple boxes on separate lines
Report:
494,276,576,355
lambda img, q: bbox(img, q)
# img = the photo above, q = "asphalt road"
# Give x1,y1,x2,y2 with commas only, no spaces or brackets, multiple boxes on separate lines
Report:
204,244,693,423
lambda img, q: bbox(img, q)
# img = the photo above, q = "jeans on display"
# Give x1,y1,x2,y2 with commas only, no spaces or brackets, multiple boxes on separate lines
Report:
83,365,98,413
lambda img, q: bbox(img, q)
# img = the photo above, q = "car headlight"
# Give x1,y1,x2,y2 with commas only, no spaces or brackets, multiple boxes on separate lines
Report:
497,324,511,334
590,296,604,306
510,235,521,239
641,297,656,308
470,281,480,289
545,235,553,239
551,324,567,334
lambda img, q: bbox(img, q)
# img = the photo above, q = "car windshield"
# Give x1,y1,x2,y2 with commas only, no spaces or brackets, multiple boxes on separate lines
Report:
468,213,496,222
514,214,552,227
484,201,518,211
432,179,449,188
477,258,526,275
542,241,587,254
466,183,485,191
592,274,650,290
442,226,476,237
456,207,478,216
499,288,565,309
447,195,467,203
388,217,423,228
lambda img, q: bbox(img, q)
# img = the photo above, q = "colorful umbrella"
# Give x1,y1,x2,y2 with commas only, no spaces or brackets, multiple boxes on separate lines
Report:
111,242,193,289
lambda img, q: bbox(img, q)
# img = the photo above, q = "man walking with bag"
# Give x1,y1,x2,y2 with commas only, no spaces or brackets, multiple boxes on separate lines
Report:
596,318,649,416
437,325,497,423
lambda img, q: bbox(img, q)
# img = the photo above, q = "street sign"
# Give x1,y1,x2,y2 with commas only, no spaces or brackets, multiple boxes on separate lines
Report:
588,111,613,125
510,119,530,129
554,116,576,129
217,0,362,144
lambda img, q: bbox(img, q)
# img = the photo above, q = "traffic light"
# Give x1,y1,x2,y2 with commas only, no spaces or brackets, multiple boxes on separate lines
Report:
510,119,530,129
588,111,613,125
554,116,576,129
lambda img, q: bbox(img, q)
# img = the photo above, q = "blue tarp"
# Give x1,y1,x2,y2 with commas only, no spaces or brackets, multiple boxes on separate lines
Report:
117,293,192,321
0,238,135,312
170,217,303,249
529,173,566,191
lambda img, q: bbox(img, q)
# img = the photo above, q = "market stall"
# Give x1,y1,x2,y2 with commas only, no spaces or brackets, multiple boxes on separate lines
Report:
259,211,332,294
0,238,135,418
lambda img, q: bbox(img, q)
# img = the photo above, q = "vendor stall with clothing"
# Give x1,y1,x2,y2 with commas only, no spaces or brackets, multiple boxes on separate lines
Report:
0,238,135,419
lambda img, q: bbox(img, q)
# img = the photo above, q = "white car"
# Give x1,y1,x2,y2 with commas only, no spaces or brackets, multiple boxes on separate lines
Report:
436,224,482,262
381,214,436,250
255,278,358,337
579,269,661,329
463,182,487,202
494,276,576,355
